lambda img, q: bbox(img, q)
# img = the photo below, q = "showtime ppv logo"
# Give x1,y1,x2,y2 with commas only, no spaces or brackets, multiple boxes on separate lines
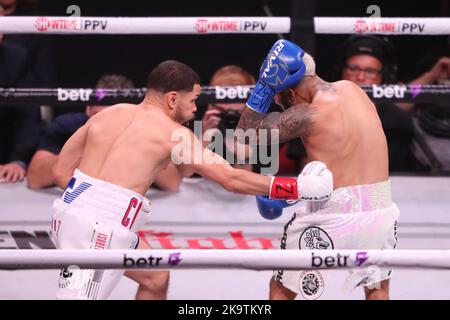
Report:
354,19,425,34
354,19,396,33
195,19,268,33
35,17,108,32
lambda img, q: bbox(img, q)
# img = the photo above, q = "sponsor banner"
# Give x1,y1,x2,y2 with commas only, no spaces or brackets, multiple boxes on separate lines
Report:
0,16,290,34
0,223,282,250
0,228,56,249
214,86,252,100
57,88,94,102
314,17,450,35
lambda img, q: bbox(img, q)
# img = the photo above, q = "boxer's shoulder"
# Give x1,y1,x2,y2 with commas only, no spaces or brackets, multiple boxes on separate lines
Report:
84,104,134,125
332,80,367,96
312,87,339,113
333,79,358,89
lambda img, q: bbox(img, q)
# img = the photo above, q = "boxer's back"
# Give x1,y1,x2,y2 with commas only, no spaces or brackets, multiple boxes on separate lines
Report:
77,103,174,194
305,80,389,188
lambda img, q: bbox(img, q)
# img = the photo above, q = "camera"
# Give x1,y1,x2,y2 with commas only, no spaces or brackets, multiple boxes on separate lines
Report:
218,109,241,135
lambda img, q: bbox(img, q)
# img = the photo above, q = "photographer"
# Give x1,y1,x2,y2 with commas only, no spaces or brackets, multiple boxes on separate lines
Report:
201,65,256,171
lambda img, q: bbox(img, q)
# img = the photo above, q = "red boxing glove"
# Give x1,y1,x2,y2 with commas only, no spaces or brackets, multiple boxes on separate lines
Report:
269,177,299,200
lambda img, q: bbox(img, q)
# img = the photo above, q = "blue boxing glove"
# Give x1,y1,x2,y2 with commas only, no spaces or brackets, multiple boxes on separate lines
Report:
256,195,299,220
247,40,307,113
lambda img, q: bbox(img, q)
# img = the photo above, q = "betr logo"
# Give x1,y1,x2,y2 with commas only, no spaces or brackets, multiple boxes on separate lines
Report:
372,85,407,99
57,88,93,101
215,86,251,100
311,252,349,268
123,254,163,268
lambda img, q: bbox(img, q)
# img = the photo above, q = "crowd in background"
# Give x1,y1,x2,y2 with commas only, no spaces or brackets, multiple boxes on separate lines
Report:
0,0,449,188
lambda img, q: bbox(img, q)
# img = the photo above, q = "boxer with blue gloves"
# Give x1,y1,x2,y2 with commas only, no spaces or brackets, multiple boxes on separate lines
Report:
246,40,310,114
256,197,297,220
237,39,399,301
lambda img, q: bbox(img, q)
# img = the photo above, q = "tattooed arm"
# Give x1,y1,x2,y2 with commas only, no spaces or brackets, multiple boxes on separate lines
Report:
236,103,316,144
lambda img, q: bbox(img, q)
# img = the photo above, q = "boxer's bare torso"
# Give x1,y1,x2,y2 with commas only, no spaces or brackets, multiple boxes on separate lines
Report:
238,78,389,189
53,85,274,197
77,104,178,194
299,80,388,188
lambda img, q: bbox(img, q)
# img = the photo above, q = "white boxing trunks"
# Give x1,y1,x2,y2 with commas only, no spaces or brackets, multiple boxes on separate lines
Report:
50,169,151,300
274,180,399,299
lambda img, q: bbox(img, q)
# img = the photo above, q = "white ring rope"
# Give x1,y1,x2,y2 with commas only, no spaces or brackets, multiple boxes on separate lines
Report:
1,16,449,35
0,16,290,34
1,249,450,270
314,17,450,35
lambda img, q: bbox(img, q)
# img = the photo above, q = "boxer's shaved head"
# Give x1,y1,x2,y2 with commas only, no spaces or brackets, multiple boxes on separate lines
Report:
303,52,316,77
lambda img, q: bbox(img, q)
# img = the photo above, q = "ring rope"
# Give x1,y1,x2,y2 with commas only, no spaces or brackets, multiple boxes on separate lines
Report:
0,16,290,34
1,16,449,35
1,249,450,270
314,17,450,35
0,85,449,106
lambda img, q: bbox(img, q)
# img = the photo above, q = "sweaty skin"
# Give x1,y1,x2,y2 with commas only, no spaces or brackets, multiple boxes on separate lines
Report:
237,78,389,188
53,85,271,197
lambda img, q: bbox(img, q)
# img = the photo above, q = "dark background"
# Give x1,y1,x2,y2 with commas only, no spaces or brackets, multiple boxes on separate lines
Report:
18,0,450,87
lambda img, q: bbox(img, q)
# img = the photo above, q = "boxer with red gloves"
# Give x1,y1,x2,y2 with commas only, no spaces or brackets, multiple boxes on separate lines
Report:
257,161,332,219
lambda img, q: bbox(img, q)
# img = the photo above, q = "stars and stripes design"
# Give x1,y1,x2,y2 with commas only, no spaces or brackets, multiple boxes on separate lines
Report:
63,182,92,204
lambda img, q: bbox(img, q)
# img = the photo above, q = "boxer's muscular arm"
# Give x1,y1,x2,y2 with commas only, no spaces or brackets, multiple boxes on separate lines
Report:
176,164,196,178
236,103,316,144
27,150,59,189
170,126,271,195
193,148,271,195
52,124,88,188
153,163,182,192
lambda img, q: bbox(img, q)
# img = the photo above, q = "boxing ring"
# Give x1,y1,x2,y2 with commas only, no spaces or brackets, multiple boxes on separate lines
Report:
1,177,450,299
0,15,450,300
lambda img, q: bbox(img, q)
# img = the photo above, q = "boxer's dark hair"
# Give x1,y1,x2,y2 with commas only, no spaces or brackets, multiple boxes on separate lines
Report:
147,60,200,93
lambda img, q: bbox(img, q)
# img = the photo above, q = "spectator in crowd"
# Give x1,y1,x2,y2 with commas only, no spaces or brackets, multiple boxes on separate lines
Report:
0,4,42,183
27,74,183,191
201,65,256,171
1,0,57,90
407,48,450,172
409,56,450,86
0,0,16,15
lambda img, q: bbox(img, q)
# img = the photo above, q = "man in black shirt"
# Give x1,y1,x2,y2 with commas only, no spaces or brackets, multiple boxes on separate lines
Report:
0,4,43,183
34,113,89,157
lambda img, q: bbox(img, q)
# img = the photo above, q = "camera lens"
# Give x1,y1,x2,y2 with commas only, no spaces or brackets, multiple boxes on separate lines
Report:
219,109,241,133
